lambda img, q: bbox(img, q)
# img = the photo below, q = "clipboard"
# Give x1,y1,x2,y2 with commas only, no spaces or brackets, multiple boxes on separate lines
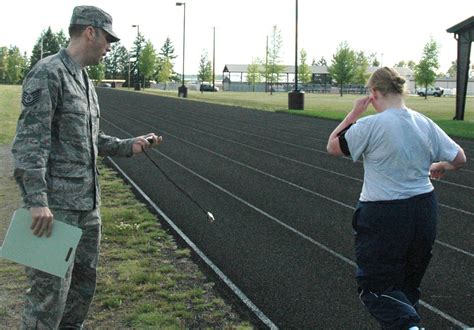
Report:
0,208,82,278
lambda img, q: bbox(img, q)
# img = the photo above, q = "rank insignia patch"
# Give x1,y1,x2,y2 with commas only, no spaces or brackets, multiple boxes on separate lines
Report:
22,89,42,106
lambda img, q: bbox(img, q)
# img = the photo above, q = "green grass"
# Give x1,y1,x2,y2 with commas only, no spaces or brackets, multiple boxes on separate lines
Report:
93,165,252,328
0,85,21,144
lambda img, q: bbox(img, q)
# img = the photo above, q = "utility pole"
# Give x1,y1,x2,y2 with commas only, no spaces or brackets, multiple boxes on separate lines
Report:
288,0,304,110
212,26,216,91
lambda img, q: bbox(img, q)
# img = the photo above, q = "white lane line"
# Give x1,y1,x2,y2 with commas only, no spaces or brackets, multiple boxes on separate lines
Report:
124,113,474,218
103,118,471,328
152,141,474,260
438,203,474,217
145,102,333,142
152,110,474,191
435,240,474,258
103,117,474,258
111,149,474,328
418,301,470,329
157,114,363,183
107,157,279,330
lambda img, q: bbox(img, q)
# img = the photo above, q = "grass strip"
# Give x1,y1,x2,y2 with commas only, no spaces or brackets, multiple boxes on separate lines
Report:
86,162,251,328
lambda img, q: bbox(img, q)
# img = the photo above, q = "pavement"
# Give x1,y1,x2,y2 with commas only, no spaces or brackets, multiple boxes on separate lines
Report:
97,88,473,329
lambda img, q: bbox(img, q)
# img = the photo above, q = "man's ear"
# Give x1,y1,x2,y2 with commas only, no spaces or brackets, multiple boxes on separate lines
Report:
85,26,95,41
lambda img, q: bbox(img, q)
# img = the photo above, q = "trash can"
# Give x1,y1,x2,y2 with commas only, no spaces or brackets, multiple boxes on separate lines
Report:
288,90,304,110
178,85,188,98
134,82,141,91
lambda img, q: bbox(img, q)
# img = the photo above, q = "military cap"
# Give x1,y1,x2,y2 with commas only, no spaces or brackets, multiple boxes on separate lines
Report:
70,5,120,42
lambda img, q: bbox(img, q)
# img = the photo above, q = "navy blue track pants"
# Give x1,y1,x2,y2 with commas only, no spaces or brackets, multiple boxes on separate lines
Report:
352,191,438,329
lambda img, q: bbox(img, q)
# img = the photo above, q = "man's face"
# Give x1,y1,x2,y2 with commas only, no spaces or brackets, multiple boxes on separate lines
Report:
90,28,112,65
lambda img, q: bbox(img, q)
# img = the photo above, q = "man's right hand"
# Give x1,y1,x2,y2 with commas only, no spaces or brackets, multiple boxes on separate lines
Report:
29,207,54,237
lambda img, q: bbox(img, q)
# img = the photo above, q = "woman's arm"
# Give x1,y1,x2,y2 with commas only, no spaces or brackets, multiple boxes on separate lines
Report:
429,147,467,179
327,95,372,156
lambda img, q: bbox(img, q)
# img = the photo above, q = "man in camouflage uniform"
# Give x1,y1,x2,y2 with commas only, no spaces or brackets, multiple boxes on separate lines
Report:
11,6,161,329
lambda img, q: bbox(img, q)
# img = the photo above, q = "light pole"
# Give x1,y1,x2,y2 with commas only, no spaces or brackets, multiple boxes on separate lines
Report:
288,0,304,110
176,2,188,97
40,37,50,59
132,24,140,90
265,36,268,92
128,50,131,90
212,26,216,91
40,37,44,59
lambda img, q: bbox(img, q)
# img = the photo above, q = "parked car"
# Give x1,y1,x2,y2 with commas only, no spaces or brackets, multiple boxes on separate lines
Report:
417,86,444,97
443,88,456,97
200,83,219,92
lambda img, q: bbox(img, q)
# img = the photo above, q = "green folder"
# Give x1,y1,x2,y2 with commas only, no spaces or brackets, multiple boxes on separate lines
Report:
0,208,82,278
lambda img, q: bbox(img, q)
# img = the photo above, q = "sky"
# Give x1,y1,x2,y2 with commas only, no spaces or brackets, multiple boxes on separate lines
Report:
2,0,473,75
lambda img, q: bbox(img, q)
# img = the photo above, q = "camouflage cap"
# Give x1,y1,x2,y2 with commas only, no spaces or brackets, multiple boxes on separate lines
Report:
70,6,120,42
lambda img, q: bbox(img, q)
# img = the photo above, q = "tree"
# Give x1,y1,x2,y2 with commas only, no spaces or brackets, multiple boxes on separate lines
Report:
157,37,178,82
247,58,262,91
446,60,457,79
265,25,285,94
21,51,30,79
156,57,173,88
414,38,440,99
159,37,177,60
30,27,67,69
407,60,416,71
313,57,328,67
353,51,370,86
87,62,105,82
139,41,157,88
328,41,357,96
0,46,27,84
395,60,416,70
0,47,7,83
130,32,146,87
6,46,26,84
368,53,380,67
56,30,69,49
104,42,129,80
197,50,212,84
298,49,312,84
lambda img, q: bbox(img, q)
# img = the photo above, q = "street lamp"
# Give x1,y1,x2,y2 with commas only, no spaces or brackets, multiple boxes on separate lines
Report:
40,37,50,59
132,24,140,90
128,50,131,90
40,37,44,59
176,2,188,97
288,0,304,110
212,26,216,91
132,24,140,36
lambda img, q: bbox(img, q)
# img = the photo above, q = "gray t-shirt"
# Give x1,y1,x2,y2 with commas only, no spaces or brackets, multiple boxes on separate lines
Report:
345,108,459,201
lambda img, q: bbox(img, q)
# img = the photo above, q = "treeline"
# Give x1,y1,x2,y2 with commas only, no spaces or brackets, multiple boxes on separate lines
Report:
0,27,182,88
1,25,457,94
240,27,455,96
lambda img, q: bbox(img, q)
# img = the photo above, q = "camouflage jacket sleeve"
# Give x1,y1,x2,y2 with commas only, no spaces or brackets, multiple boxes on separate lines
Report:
11,66,60,208
97,131,135,157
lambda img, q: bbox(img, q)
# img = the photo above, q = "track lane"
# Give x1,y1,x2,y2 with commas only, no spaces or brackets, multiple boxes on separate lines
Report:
98,89,473,328
104,106,474,255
